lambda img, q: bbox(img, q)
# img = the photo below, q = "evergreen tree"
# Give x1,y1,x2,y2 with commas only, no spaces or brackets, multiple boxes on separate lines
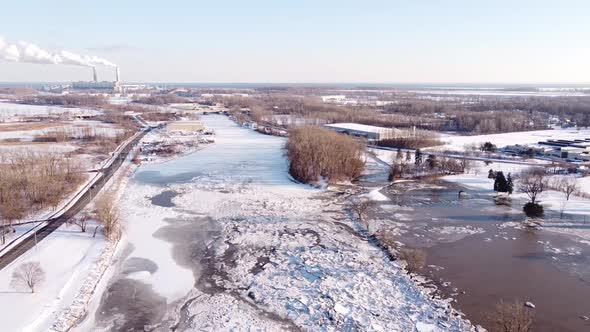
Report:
488,169,496,179
494,171,508,193
480,142,497,152
414,149,423,166
506,173,514,194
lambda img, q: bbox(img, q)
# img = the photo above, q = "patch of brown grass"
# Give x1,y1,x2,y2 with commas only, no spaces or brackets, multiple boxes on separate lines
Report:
0,122,66,132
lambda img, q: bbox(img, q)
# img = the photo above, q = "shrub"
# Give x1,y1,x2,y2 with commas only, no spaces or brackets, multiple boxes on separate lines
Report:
490,300,534,332
481,141,497,152
350,198,374,223
523,202,544,217
95,194,121,241
377,133,441,149
285,126,365,184
398,248,427,274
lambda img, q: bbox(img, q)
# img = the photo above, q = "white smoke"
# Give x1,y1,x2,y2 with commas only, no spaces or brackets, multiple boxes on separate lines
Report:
0,36,116,67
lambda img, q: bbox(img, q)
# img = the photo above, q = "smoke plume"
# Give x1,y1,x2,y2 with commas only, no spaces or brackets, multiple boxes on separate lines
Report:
0,36,116,67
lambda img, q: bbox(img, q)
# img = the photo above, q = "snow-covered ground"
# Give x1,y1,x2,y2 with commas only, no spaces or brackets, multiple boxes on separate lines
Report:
0,120,122,141
0,141,78,154
0,222,106,332
409,88,590,97
0,132,143,332
437,127,590,152
0,102,100,120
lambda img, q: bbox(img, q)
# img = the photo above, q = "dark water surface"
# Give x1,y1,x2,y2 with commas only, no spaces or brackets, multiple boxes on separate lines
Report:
150,190,179,207
374,181,590,331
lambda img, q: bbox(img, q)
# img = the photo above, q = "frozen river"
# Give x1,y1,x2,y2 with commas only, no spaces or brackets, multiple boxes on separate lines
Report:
135,116,290,186
79,115,471,331
80,115,294,330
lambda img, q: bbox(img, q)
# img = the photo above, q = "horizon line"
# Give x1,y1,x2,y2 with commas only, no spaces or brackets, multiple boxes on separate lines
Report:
1,81,590,87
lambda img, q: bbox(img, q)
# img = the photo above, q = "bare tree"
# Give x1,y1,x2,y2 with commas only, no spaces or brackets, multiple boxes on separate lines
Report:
398,248,426,274
558,176,578,201
10,262,45,293
518,168,546,204
459,155,471,173
95,194,121,240
70,213,91,232
490,300,534,332
350,198,375,225
389,158,410,180
375,229,398,250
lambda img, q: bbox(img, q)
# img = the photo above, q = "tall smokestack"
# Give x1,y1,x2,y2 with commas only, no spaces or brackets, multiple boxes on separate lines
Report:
115,66,120,83
92,66,97,82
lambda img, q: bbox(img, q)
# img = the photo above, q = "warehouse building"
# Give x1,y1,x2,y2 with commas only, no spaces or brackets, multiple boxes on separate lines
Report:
324,123,398,140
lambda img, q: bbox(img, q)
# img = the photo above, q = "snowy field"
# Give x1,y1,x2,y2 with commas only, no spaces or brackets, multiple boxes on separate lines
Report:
409,88,590,97
80,115,473,331
436,127,590,152
0,223,106,332
0,120,123,141
0,102,100,120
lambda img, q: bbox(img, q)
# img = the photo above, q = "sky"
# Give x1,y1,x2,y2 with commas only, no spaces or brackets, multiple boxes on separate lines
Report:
0,0,589,84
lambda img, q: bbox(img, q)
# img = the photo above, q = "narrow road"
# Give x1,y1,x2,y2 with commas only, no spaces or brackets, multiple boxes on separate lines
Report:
0,127,150,270
370,146,552,167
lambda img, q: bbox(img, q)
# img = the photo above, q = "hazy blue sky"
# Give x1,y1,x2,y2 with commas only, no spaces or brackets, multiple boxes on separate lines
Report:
1,0,589,83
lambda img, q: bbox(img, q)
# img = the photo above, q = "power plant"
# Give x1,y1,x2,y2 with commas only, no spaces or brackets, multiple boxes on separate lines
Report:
1,36,120,92
71,66,122,93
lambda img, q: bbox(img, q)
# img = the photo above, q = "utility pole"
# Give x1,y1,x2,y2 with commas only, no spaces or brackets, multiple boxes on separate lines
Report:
34,225,38,251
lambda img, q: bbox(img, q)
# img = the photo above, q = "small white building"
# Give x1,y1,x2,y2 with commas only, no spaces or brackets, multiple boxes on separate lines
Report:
560,146,585,159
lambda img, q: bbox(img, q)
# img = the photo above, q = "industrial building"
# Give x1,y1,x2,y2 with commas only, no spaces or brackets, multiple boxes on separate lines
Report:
167,121,205,134
503,138,590,161
71,66,122,93
324,123,398,140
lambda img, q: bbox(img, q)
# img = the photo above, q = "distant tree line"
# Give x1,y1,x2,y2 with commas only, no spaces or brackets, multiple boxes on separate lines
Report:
133,94,188,105
21,95,107,107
